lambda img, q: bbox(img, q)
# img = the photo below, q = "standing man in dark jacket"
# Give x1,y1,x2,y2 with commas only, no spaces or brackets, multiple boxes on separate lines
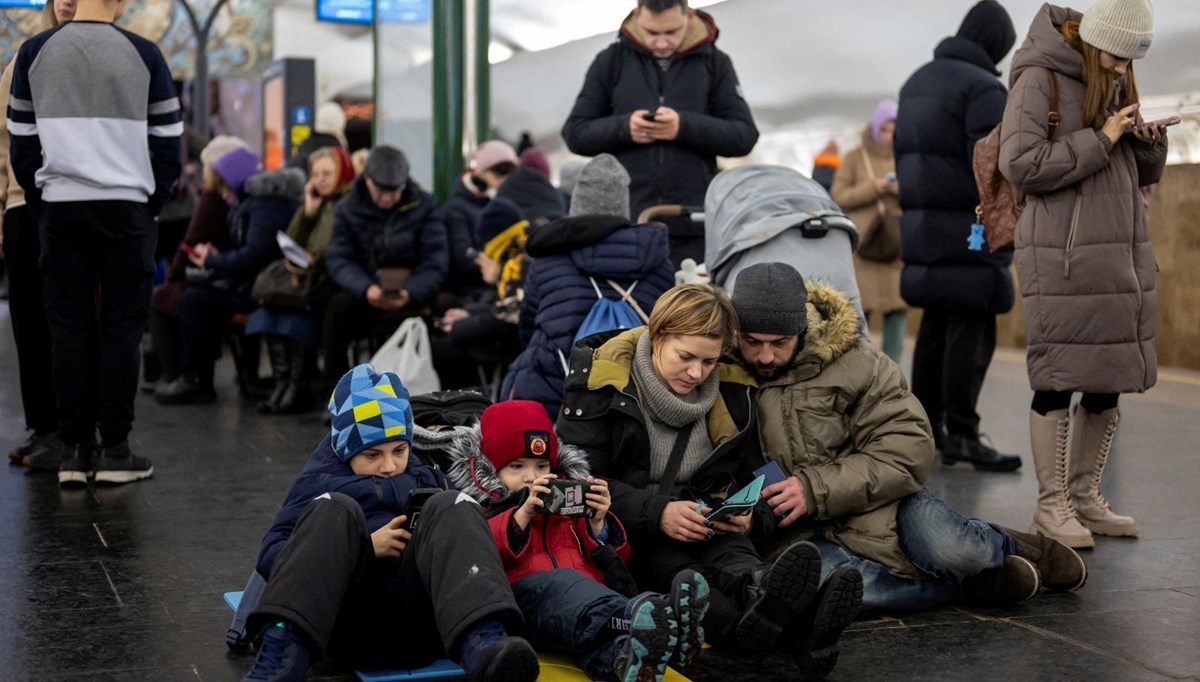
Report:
324,146,449,385
562,0,758,267
895,0,1021,472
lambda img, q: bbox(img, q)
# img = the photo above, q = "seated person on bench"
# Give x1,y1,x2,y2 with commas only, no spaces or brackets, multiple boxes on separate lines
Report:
239,363,538,682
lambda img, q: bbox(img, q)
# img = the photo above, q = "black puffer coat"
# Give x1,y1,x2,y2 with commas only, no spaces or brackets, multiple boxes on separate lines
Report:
895,36,1015,314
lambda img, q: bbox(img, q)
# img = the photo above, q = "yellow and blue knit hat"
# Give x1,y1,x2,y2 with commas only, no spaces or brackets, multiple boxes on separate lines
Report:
328,364,413,461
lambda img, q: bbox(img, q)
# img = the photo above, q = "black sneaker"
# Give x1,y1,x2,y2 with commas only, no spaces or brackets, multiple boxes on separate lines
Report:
942,433,1022,472
94,442,154,485
736,541,822,652
467,636,540,682
616,594,676,682
788,565,863,680
18,433,63,471
243,621,310,682
667,569,710,669
58,443,94,487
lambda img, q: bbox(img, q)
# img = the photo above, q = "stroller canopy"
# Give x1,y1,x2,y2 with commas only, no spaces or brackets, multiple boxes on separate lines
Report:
703,165,864,321
704,165,859,276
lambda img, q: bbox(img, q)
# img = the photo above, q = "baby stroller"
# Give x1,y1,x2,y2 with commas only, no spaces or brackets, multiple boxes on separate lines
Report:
704,165,865,320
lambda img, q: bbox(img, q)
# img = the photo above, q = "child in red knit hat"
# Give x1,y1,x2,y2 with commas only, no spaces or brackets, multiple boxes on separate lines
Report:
443,399,710,682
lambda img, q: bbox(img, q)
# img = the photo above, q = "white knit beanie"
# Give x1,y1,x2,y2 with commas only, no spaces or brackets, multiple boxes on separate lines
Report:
1080,0,1154,60
200,135,250,169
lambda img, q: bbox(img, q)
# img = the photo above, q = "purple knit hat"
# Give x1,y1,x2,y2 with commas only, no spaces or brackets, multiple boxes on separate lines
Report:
212,147,261,198
870,99,899,144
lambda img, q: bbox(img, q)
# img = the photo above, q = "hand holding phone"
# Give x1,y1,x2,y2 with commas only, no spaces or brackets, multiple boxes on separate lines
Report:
538,479,596,518
178,243,198,257
642,110,658,121
402,488,441,532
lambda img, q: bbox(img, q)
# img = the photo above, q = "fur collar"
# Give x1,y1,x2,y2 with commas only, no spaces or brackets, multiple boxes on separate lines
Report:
244,167,306,200
795,281,863,368
414,423,592,504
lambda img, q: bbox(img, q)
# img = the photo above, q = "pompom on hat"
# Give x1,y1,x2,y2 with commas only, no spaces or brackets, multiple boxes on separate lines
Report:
328,364,414,462
1080,0,1154,60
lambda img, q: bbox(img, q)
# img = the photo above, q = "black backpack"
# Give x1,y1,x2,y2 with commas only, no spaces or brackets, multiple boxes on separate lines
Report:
410,390,492,429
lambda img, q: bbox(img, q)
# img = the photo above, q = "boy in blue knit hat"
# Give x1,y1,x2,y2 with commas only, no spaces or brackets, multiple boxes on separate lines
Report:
241,364,538,682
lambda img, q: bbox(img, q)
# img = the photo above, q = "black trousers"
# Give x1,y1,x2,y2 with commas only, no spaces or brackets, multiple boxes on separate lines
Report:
631,532,762,645
250,491,522,670
431,313,520,390
4,206,56,434
910,308,997,441
322,289,416,387
40,201,155,446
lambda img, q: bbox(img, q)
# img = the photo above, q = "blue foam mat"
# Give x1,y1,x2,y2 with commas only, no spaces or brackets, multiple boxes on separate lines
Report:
224,591,465,681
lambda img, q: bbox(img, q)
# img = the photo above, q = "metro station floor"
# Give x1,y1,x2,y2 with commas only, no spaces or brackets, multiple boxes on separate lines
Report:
2,301,1199,682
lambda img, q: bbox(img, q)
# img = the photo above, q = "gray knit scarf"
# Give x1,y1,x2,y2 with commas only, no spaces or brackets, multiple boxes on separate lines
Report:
631,333,719,493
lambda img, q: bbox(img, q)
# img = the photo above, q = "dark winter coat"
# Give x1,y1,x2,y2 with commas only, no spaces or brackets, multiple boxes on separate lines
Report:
500,216,674,417
895,36,1015,314
495,167,566,226
326,177,449,304
151,189,229,316
204,168,304,300
561,9,758,217
999,4,1164,393
443,176,490,295
254,434,449,579
425,423,633,588
556,327,775,544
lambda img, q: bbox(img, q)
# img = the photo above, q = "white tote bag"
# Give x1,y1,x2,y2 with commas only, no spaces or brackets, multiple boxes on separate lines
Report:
369,317,442,396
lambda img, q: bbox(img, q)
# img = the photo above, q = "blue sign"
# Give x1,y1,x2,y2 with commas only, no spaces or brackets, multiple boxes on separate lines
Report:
0,0,46,7
315,0,429,25
293,106,311,126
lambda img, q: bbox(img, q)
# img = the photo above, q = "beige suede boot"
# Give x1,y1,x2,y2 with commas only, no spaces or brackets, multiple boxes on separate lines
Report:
1029,409,1094,549
1068,405,1139,537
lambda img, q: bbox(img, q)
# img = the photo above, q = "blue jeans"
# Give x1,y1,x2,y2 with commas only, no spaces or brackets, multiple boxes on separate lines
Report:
812,489,1014,613
512,569,628,679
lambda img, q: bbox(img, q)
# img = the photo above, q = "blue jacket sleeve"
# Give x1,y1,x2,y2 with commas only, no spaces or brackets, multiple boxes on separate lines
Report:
7,43,43,210
562,46,633,156
402,203,449,304
326,201,377,300
518,259,543,345
143,44,183,216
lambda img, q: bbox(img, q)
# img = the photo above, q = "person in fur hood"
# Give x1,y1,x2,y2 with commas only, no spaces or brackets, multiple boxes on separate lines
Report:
733,263,1088,621
433,399,711,682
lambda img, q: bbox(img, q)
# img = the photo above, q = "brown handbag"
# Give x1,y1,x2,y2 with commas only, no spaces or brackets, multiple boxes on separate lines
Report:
252,259,313,311
973,67,1059,253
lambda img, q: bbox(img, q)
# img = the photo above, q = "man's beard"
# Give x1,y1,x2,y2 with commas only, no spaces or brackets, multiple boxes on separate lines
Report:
744,344,802,381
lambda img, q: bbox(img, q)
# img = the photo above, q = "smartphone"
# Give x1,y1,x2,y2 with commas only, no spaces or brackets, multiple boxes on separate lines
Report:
178,243,198,257
1145,116,1182,128
753,460,788,487
402,488,441,532
642,110,658,121
309,186,320,200
465,247,479,259
538,479,596,518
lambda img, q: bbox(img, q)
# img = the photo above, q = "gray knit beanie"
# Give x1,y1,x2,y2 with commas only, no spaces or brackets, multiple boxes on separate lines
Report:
568,154,630,220
731,262,808,337
1080,0,1154,60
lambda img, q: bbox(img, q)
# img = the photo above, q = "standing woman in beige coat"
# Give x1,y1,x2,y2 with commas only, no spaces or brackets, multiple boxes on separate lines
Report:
999,0,1166,549
831,99,905,362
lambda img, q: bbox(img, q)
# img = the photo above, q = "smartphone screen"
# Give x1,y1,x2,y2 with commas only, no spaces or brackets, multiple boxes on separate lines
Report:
642,111,658,121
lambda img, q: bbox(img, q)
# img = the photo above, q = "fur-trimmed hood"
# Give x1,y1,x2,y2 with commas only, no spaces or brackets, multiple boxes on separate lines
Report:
244,167,306,201
795,281,863,370
413,423,592,504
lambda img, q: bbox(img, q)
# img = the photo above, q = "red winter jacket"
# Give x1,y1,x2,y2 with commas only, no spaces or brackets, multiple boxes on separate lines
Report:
487,507,631,585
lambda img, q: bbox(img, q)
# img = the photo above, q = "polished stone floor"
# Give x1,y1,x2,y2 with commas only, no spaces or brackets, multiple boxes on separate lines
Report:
2,301,1198,682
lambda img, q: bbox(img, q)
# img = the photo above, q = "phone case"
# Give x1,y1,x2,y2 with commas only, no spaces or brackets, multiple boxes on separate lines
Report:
753,460,788,487
705,475,765,522
538,480,595,518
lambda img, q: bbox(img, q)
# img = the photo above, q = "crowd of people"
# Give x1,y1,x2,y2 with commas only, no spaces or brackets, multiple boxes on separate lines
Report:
0,0,1170,680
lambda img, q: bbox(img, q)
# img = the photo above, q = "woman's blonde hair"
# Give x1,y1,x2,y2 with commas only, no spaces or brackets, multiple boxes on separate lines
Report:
647,283,738,352
41,1,59,29
202,165,227,193
1062,20,1140,129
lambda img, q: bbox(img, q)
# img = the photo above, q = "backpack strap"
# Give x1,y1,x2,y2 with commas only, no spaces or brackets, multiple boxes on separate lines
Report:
657,421,697,496
1044,67,1060,138
589,276,605,299
606,279,650,324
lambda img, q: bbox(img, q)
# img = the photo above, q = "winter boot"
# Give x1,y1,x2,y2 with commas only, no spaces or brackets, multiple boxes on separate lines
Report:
666,569,710,669
788,565,863,680
1068,406,1139,537
242,621,310,682
1029,409,1094,549
1005,527,1088,592
259,336,291,414
458,620,539,682
736,541,822,652
960,555,1041,606
274,340,315,414
615,593,677,682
